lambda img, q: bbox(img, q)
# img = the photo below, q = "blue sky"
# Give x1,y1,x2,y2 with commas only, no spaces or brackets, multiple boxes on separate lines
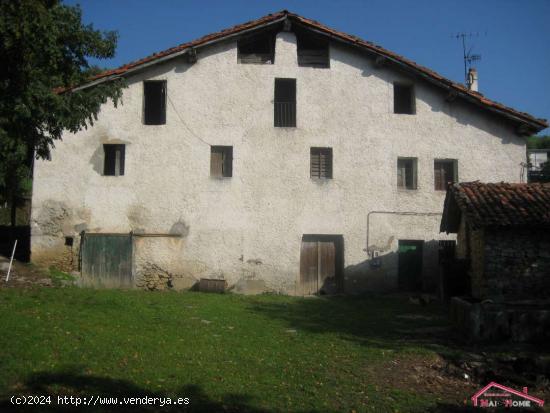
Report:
66,0,550,135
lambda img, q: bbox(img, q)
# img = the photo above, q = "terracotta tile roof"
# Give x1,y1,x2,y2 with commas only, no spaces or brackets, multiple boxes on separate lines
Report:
441,181,550,232
74,10,548,131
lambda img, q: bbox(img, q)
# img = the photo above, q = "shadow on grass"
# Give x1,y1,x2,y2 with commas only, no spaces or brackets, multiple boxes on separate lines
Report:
418,403,543,413
0,369,322,413
247,294,549,391
248,294,460,354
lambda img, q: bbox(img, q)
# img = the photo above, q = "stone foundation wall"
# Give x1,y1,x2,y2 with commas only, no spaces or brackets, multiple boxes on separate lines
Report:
468,227,485,299
450,297,550,343
482,228,550,300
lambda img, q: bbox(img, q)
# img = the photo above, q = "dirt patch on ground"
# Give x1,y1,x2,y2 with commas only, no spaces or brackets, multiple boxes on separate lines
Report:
371,353,478,406
371,352,549,411
0,255,54,288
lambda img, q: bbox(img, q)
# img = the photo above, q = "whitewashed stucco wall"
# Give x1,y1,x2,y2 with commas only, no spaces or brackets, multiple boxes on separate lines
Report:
31,31,526,293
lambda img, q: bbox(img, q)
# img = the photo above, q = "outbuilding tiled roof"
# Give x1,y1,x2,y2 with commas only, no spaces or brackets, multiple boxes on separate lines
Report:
441,181,550,232
72,10,547,132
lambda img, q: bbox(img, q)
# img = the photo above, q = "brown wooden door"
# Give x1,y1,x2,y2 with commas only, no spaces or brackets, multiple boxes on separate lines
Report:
300,238,337,295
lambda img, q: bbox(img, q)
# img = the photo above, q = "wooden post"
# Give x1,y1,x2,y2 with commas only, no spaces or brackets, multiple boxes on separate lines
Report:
6,239,17,282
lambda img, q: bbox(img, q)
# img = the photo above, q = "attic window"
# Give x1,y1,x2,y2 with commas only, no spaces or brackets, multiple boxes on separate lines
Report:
143,80,167,125
296,30,329,68
237,32,275,64
394,83,415,114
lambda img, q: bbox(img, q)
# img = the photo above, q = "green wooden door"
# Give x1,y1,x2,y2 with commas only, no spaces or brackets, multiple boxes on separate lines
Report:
398,240,424,291
81,233,133,288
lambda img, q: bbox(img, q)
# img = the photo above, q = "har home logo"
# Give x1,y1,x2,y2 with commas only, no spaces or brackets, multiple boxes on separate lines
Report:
471,382,544,408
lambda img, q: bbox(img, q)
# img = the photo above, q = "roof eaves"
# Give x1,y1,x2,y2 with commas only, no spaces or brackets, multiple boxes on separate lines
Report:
65,10,548,130
286,13,547,130
72,12,288,92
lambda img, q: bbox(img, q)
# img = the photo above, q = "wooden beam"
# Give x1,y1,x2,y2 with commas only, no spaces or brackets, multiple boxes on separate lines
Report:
374,55,387,68
516,123,533,137
445,89,458,102
186,48,197,63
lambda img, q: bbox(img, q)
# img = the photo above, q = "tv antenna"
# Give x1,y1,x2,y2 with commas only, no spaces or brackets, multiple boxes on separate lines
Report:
452,32,485,87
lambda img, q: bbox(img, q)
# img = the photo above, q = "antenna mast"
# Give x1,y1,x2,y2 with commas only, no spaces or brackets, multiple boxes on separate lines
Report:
453,32,483,88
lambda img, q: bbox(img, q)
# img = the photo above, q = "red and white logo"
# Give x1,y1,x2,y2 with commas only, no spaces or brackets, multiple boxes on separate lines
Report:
471,382,544,408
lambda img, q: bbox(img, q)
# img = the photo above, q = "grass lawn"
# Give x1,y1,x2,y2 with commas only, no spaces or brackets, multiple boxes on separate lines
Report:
0,287,540,412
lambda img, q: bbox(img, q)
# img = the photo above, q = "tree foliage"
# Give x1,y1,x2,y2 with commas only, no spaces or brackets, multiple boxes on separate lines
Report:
527,135,550,149
0,0,124,221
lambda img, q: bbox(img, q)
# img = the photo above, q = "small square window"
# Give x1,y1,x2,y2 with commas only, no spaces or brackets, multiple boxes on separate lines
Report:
310,147,332,179
434,159,458,190
397,158,417,189
103,144,125,176
143,80,167,125
210,146,233,178
394,83,415,114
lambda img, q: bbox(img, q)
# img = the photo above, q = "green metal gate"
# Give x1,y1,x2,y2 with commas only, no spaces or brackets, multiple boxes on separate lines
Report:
81,233,133,288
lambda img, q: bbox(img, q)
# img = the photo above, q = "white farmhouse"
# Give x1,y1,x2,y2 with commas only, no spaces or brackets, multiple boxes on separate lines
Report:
30,11,548,294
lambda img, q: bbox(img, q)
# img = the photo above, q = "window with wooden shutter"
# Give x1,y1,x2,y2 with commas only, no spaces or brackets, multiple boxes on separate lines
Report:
143,80,167,125
310,147,332,179
394,83,415,114
237,31,275,64
296,28,329,68
103,144,125,176
210,146,233,178
397,158,417,189
434,159,457,190
274,78,296,127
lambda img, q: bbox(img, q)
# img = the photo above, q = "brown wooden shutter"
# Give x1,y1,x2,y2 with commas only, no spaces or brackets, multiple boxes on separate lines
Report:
434,160,456,190
443,162,454,185
397,159,406,188
434,162,444,190
210,147,223,177
222,147,233,177
310,150,320,178
319,150,332,178
310,148,332,179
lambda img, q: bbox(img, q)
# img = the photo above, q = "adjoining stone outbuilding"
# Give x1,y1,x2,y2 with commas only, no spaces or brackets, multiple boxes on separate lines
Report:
441,181,550,341
30,11,548,295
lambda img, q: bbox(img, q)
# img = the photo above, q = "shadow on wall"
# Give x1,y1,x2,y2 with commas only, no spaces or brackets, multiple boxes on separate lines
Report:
0,226,30,262
426,83,522,145
0,368,322,413
330,43,387,80
343,250,398,293
343,240,443,294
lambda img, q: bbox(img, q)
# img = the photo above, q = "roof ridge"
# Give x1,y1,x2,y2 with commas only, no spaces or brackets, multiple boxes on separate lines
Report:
69,10,547,130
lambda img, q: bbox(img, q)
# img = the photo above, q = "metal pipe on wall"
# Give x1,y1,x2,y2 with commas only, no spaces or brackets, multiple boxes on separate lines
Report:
365,211,442,256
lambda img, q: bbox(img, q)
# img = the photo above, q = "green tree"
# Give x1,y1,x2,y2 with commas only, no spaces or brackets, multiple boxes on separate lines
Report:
527,135,550,149
0,0,124,225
